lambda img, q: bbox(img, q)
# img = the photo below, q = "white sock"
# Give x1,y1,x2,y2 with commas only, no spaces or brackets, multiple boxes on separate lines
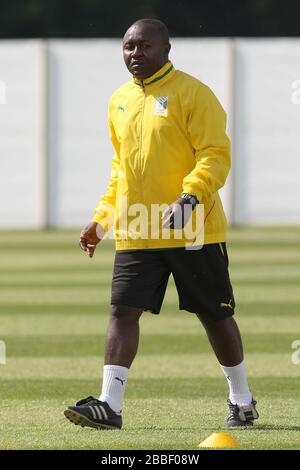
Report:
220,360,252,406
99,365,129,414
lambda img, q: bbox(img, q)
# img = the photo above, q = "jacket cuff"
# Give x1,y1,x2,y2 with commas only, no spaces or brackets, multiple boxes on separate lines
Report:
181,185,202,203
92,207,114,232
92,216,109,232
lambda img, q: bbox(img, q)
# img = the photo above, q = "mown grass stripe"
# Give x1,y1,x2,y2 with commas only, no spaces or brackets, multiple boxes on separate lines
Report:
0,285,299,303
0,271,113,284
0,301,300,316
1,272,300,286
2,278,300,288
2,265,300,282
1,239,300,250
0,281,114,289
0,377,298,400
1,313,299,336
1,256,299,274
0,266,112,274
1,333,297,356
1,353,298,379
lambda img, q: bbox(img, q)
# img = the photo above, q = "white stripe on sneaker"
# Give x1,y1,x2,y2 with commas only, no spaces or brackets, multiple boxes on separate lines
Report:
94,406,102,420
89,406,97,420
100,405,108,420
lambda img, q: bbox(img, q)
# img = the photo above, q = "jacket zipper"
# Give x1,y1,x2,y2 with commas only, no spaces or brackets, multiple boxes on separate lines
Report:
139,81,148,247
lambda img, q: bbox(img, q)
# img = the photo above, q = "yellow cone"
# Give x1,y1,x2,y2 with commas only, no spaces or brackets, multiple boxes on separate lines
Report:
198,432,240,448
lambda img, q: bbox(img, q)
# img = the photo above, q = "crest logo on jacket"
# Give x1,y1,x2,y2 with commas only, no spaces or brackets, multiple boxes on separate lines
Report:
154,96,168,116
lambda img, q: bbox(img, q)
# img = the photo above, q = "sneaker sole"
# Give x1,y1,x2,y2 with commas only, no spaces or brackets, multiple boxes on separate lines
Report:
64,409,120,430
227,421,254,428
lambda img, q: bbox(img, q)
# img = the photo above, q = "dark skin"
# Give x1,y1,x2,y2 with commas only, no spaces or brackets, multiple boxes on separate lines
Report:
80,20,244,369
123,22,171,80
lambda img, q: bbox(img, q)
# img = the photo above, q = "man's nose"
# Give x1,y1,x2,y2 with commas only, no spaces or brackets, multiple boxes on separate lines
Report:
131,45,143,58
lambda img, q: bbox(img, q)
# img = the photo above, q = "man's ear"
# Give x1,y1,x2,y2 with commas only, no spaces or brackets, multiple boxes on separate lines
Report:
164,43,171,59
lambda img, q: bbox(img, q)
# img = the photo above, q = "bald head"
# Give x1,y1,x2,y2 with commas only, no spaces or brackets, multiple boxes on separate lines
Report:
129,19,170,45
123,19,171,79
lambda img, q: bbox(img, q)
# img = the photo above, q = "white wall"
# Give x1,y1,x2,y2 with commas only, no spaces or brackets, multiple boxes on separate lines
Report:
234,39,300,224
0,38,300,228
48,40,130,226
0,41,45,227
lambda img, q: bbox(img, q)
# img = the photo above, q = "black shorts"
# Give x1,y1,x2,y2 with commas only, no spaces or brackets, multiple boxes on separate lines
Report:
111,243,235,321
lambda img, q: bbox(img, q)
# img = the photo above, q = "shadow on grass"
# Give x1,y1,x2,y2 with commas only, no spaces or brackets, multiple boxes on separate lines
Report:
126,426,224,432
253,424,300,432
128,424,300,432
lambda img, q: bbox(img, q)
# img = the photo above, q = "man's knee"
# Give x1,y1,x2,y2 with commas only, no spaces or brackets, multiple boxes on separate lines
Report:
197,312,236,330
110,304,143,323
196,312,215,326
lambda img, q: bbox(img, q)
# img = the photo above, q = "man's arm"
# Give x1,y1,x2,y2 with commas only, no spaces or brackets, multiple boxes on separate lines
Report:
93,108,121,231
161,85,230,229
182,85,231,203
80,104,121,257
92,151,120,231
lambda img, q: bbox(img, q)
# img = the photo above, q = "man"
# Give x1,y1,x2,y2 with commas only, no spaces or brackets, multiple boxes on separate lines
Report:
64,19,259,430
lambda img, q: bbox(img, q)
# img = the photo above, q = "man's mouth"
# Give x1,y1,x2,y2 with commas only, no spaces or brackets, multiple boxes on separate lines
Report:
131,61,145,67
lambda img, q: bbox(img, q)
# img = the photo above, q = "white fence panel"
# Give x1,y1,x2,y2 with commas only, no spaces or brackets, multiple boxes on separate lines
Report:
235,39,300,224
48,40,129,226
0,41,45,228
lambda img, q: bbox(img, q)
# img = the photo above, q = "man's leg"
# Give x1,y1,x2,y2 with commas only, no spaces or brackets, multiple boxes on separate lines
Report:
196,313,243,366
99,304,143,413
104,304,143,367
63,304,143,429
64,248,169,429
162,245,258,426
196,312,252,405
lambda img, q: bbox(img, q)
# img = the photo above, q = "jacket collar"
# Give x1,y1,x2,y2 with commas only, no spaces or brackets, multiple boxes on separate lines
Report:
133,61,175,90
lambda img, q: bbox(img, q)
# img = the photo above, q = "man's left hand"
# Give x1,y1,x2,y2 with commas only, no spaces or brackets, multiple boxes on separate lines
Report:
161,198,193,229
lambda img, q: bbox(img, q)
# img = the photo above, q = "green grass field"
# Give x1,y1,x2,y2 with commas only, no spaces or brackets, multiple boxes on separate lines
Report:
0,227,300,450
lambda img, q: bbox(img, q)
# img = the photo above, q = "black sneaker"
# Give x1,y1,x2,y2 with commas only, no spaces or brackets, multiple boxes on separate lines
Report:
226,399,259,428
64,396,122,430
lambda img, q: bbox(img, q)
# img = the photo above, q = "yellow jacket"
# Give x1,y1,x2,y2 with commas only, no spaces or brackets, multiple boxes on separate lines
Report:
93,61,231,250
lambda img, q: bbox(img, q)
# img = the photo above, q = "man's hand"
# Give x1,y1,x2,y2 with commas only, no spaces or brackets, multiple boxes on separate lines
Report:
161,198,193,229
79,222,105,258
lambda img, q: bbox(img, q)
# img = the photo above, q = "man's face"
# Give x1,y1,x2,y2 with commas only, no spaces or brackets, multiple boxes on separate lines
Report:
123,23,170,80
